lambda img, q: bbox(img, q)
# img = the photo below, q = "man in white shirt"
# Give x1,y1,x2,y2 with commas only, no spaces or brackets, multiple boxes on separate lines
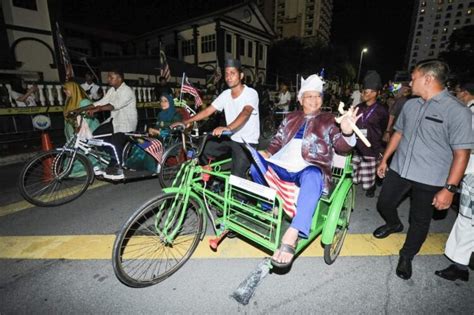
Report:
87,69,137,180
275,82,291,112
435,81,474,282
81,72,102,101
173,59,259,178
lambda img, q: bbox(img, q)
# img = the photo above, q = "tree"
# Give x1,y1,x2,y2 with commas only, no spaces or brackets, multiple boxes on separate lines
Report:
439,25,474,80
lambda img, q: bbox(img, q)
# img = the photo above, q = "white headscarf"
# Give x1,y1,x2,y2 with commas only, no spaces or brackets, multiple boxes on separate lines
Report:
298,74,325,101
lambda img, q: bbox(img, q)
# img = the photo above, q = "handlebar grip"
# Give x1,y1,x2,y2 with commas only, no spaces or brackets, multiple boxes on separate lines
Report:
221,130,233,136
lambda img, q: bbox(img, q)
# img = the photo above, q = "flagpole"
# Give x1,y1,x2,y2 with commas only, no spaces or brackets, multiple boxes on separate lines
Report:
179,72,185,104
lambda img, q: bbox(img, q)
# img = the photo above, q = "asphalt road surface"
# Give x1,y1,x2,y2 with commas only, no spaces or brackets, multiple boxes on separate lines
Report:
0,162,473,314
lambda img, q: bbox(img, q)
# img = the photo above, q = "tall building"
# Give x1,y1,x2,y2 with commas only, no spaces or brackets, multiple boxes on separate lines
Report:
273,0,333,44
406,0,473,70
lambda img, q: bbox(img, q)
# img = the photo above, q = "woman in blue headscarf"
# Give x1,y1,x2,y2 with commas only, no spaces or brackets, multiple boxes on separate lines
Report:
148,93,182,139
125,93,182,172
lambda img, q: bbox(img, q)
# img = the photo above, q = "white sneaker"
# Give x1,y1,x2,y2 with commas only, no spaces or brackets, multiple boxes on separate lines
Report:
93,166,105,176
103,166,125,180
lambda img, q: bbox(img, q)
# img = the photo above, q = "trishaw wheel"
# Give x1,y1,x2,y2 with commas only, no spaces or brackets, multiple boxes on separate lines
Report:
323,186,353,265
112,193,203,287
158,142,193,188
18,150,92,207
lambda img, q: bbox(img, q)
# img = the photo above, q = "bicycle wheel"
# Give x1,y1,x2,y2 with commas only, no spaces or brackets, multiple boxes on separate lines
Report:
18,150,93,207
112,193,203,287
323,186,354,265
261,116,276,138
158,142,193,188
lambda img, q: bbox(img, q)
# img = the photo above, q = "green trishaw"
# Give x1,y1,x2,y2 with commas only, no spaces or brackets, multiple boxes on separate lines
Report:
112,131,354,288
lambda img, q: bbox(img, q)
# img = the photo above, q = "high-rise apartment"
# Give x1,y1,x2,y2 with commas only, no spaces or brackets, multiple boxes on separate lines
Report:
406,0,473,70
271,0,333,43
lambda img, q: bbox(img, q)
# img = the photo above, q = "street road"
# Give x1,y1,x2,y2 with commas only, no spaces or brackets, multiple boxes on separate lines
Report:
0,162,473,314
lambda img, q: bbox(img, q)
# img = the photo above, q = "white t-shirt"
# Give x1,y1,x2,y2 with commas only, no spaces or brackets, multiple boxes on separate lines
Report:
276,91,291,111
212,85,260,144
81,82,101,101
94,82,137,133
10,91,37,107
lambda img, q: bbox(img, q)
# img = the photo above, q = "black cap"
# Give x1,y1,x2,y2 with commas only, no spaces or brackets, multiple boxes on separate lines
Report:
460,82,474,95
363,71,382,91
224,59,241,69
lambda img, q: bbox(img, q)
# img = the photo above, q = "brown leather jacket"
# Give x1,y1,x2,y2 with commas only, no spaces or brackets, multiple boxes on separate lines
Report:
266,110,354,192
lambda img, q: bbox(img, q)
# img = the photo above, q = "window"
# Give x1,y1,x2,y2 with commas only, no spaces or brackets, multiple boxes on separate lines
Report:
239,38,245,56
413,52,418,57
201,34,216,53
466,18,471,24
416,31,422,36
421,1,426,7
414,45,419,51
456,11,462,16
226,34,232,53
436,13,442,19
430,43,436,49
443,27,448,32
248,41,253,57
258,44,263,60
429,51,435,56
458,3,464,9
444,20,450,25
419,16,424,22
12,0,37,10
411,59,417,65
442,35,447,41
182,39,195,56
433,29,439,34
447,5,452,10
417,24,423,29
454,19,460,24
434,22,440,27
431,36,438,42
446,13,451,18
415,38,420,43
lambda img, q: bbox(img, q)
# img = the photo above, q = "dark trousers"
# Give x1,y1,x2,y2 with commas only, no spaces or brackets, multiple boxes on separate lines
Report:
200,137,257,178
93,121,128,166
377,169,442,258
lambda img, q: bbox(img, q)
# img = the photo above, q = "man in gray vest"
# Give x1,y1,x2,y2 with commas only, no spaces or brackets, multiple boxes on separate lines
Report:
374,60,473,280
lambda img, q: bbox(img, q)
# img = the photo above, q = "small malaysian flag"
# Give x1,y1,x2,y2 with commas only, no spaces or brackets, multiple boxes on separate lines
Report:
160,50,171,81
138,137,163,163
182,77,203,107
55,22,74,81
244,141,299,218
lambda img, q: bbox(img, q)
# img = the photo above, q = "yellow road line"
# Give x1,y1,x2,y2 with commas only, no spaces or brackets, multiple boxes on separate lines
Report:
0,181,108,218
0,233,448,260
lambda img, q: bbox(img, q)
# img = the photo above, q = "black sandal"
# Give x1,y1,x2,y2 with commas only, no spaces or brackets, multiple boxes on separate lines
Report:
271,243,296,268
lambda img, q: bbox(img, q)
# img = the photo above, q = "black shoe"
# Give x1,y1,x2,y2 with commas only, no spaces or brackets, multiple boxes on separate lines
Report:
365,186,376,198
103,166,124,180
396,256,412,280
435,264,469,282
373,223,404,239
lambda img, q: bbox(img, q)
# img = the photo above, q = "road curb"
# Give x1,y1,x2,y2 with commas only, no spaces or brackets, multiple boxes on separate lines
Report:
0,152,37,166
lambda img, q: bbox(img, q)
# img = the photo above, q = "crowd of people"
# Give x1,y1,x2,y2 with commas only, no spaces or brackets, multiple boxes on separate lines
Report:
4,57,473,282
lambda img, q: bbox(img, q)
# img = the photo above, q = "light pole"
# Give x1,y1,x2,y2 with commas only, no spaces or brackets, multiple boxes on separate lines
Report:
356,47,368,83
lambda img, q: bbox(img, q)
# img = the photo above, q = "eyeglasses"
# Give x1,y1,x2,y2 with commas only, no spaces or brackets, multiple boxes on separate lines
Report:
303,95,321,99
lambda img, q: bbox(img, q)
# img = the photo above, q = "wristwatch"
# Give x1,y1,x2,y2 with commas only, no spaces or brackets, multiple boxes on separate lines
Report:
444,184,459,193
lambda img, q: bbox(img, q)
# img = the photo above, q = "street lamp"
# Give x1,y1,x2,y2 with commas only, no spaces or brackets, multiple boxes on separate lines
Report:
356,47,368,83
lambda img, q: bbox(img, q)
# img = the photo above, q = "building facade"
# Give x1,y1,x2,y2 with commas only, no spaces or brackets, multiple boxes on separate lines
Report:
132,2,275,84
406,0,473,70
273,0,333,44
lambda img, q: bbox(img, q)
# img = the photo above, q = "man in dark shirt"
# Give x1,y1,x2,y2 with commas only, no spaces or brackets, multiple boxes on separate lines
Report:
383,83,411,142
352,71,389,197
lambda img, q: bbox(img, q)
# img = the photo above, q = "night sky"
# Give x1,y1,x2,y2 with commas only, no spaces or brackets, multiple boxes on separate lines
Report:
63,0,415,82
332,0,415,82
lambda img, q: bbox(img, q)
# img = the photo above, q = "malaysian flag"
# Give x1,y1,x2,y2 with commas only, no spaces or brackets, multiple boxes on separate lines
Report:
182,76,203,107
244,141,299,218
55,22,74,81
160,50,171,81
138,137,163,164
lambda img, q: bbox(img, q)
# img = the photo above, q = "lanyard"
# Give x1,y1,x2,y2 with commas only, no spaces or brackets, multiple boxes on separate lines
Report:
361,103,378,124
